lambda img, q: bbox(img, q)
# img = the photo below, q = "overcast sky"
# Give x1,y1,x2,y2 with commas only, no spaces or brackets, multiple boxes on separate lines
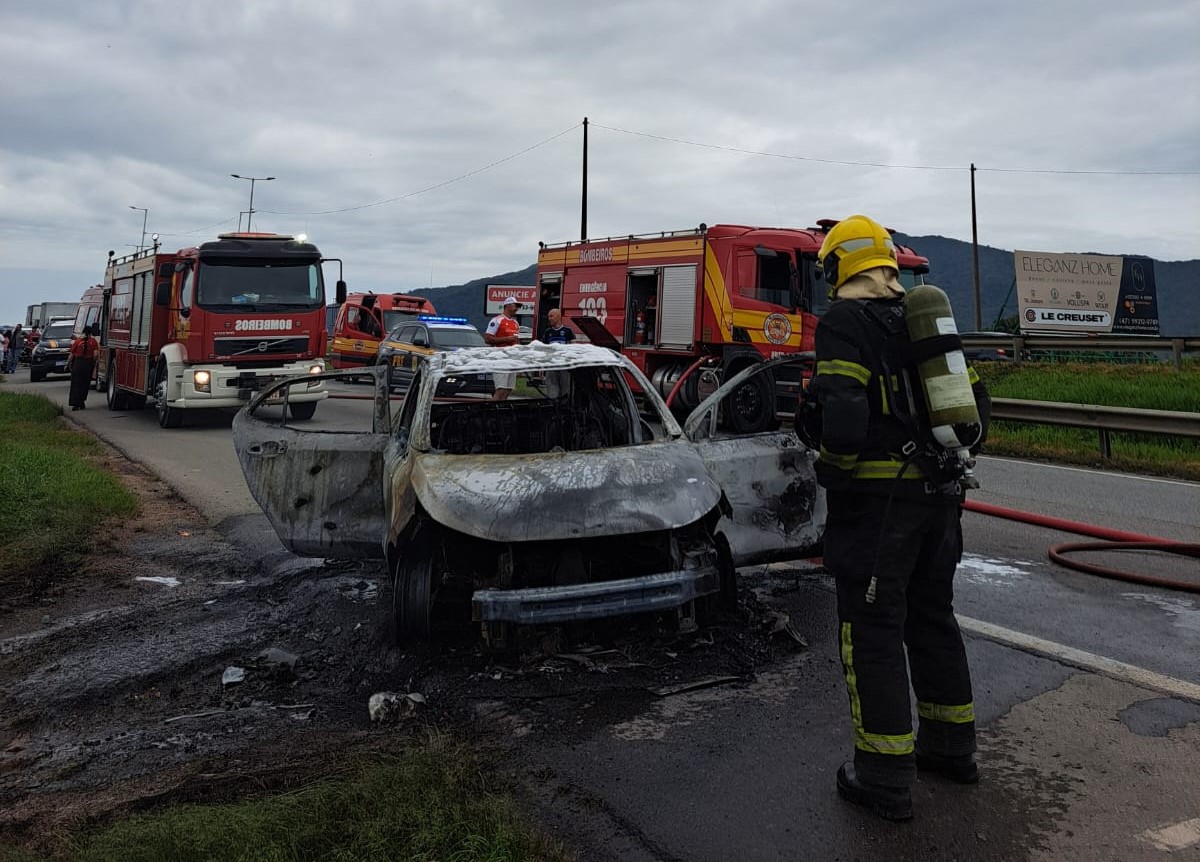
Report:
2,0,1197,325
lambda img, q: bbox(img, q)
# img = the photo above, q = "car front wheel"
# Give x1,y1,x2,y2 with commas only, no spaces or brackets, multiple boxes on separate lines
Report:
392,524,434,643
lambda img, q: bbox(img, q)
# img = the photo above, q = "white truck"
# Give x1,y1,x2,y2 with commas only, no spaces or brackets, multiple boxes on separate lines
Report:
26,302,80,328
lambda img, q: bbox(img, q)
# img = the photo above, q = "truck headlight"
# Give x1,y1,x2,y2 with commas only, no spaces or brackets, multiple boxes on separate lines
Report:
307,363,323,388
193,370,212,392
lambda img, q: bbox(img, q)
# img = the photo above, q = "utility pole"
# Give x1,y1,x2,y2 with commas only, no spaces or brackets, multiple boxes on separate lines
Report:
231,174,275,232
970,163,982,330
581,117,589,243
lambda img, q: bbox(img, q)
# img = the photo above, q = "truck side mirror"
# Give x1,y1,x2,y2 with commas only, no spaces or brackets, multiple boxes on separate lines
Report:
155,282,171,306
336,280,347,305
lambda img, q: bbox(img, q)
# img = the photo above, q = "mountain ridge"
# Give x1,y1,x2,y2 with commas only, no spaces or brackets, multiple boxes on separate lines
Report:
402,236,1198,336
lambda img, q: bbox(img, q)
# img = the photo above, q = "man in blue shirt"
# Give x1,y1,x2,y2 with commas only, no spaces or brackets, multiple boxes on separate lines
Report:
540,308,574,345
540,308,574,397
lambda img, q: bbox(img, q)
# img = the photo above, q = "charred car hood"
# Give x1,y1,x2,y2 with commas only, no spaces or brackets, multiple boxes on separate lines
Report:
410,442,723,543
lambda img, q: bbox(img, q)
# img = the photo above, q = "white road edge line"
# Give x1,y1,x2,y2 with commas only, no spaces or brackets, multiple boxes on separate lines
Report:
1140,817,1200,853
958,615,1200,704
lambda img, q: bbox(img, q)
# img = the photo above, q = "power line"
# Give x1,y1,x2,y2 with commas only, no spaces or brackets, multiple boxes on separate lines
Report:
259,122,582,216
591,122,1200,176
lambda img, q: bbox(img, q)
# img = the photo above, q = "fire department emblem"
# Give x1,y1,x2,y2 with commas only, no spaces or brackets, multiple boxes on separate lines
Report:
763,313,791,345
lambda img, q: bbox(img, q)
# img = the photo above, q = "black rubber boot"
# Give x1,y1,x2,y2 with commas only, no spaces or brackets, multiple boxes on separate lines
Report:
836,762,913,822
915,751,979,784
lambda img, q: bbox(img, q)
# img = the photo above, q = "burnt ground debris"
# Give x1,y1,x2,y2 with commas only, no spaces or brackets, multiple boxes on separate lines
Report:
0,444,810,855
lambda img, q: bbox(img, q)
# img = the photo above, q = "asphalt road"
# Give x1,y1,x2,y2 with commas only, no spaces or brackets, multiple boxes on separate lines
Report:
6,373,1200,860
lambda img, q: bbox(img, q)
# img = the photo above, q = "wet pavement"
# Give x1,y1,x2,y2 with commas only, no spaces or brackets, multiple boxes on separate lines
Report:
2,373,1198,859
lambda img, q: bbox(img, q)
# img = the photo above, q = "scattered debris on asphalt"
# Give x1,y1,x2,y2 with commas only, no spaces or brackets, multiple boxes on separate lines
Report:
221,666,246,686
368,691,427,723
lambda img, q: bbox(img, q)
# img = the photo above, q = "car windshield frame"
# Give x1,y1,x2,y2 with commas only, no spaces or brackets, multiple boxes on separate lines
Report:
429,327,485,349
40,323,76,340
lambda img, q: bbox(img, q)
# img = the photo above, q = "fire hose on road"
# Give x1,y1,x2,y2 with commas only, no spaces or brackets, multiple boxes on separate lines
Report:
964,500,1200,594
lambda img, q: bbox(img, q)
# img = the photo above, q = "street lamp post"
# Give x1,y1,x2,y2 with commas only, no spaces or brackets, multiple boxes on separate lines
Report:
129,206,149,252
230,174,275,232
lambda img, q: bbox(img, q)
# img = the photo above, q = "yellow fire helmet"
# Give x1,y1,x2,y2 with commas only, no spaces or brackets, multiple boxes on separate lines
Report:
817,214,899,293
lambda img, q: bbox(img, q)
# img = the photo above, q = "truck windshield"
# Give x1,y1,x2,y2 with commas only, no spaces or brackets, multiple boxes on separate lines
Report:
898,269,926,290
196,262,323,310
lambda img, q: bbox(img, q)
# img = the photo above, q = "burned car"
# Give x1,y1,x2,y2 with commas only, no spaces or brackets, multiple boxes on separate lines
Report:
233,343,825,643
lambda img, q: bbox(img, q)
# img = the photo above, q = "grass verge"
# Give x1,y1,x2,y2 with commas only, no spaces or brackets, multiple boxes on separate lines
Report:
974,362,1200,480
0,391,138,584
1,736,569,862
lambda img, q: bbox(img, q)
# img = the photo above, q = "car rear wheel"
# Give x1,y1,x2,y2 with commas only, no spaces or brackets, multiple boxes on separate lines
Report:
392,524,434,643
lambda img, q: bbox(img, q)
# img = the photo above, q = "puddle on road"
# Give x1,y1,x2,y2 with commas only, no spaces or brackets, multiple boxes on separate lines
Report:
134,576,181,588
1121,592,1200,635
957,554,1032,588
609,654,811,742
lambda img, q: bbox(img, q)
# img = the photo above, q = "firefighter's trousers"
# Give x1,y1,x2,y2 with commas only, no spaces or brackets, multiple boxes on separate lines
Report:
824,490,977,787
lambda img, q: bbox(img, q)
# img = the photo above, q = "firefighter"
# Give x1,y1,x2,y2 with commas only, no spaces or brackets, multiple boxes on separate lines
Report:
811,214,991,821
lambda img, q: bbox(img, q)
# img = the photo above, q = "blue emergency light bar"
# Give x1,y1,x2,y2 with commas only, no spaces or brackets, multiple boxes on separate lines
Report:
418,315,469,325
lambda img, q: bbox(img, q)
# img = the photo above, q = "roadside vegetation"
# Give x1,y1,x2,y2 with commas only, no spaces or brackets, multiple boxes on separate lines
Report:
0,737,567,862
0,391,138,586
974,361,1200,480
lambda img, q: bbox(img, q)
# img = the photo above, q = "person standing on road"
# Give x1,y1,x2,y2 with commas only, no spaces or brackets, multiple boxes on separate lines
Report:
67,325,100,411
485,296,522,401
540,308,575,398
6,324,23,373
810,214,991,821
0,329,8,372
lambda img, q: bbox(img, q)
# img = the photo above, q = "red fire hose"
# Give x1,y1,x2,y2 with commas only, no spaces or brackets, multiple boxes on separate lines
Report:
963,500,1200,594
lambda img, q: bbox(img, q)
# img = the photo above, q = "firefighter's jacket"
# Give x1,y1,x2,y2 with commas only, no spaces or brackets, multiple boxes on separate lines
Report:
812,279,991,501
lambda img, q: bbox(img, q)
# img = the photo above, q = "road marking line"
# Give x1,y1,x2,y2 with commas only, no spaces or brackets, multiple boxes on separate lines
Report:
958,615,1200,704
1141,817,1200,853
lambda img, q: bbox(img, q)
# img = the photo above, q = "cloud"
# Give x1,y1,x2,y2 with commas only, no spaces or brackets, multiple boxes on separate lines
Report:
2,0,1197,323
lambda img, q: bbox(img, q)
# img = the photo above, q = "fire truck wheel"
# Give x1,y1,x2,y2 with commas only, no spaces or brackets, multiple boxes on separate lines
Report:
725,371,775,434
288,401,318,421
106,367,130,411
154,364,183,428
392,524,434,644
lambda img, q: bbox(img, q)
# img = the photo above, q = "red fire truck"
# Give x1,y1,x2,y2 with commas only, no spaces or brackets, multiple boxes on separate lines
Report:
99,232,344,428
533,220,929,431
330,292,437,370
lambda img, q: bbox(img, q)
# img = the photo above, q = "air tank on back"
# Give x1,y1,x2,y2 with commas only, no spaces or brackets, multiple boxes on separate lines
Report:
902,285,982,466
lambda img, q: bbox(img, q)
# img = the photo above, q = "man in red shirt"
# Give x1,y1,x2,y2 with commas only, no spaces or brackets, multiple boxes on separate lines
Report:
484,297,521,401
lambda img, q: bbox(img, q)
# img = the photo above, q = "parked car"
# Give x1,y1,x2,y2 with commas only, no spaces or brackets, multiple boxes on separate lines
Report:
29,319,77,382
232,346,825,645
373,315,486,392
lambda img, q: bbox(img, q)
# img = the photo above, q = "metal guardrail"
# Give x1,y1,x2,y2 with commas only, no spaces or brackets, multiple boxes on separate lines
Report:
990,398,1200,458
961,335,1199,369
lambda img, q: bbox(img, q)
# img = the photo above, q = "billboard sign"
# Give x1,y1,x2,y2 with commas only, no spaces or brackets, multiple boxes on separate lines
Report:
1014,251,1159,335
484,284,537,316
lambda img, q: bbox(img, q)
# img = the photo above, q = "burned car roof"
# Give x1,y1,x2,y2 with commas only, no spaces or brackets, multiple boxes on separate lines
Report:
428,342,625,376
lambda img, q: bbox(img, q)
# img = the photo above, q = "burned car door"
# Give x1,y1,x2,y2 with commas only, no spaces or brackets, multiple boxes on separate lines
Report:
683,356,825,566
232,369,390,558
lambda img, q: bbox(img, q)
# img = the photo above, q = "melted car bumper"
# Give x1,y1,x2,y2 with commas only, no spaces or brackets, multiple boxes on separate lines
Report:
471,567,720,625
